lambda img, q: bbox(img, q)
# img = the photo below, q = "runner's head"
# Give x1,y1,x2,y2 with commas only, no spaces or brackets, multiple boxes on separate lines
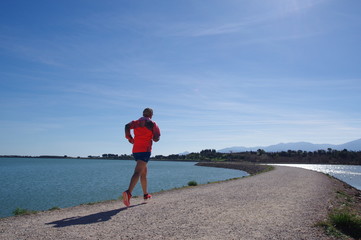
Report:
143,108,153,118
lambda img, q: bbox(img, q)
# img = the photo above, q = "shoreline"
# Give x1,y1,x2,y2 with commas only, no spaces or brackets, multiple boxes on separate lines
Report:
195,161,272,175
0,161,265,219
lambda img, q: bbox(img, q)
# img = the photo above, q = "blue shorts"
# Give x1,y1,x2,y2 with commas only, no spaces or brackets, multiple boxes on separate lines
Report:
133,152,151,163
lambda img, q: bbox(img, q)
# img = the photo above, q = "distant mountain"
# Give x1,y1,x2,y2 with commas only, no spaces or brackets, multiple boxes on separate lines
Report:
218,138,361,153
218,146,253,153
338,138,361,151
178,151,190,155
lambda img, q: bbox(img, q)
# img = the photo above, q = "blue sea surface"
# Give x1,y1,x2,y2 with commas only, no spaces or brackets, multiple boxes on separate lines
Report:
0,158,247,218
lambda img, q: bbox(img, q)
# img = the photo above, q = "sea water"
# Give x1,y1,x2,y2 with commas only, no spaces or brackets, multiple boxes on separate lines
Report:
0,158,247,218
272,164,361,190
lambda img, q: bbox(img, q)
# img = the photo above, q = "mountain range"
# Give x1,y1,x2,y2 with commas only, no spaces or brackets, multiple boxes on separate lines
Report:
217,138,361,153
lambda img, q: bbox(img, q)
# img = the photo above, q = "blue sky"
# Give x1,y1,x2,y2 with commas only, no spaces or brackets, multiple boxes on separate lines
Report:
1,0,361,157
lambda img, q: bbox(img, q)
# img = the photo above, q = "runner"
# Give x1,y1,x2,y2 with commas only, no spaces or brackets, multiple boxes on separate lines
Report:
122,108,161,207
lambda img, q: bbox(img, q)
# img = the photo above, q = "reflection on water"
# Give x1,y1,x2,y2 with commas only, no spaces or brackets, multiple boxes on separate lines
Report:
272,164,361,190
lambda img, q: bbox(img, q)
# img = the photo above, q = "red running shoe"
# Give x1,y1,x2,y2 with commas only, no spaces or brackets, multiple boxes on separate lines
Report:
122,190,132,207
144,193,152,200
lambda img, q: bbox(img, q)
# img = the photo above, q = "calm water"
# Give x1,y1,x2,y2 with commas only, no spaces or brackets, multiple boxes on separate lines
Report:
0,158,247,218
272,164,361,190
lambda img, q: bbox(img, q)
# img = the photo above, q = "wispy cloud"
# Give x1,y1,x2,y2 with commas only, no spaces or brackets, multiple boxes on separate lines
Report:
156,0,327,38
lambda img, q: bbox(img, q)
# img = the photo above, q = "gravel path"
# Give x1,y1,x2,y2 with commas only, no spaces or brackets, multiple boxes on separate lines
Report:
0,166,340,240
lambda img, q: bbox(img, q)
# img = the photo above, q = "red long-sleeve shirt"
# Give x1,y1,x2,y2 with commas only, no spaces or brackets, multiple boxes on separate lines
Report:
125,117,161,153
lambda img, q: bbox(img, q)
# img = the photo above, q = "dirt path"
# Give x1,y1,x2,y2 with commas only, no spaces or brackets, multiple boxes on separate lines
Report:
0,166,342,239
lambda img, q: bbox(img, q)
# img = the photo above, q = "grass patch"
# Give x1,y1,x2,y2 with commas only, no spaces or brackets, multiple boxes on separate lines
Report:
196,161,274,175
329,210,361,239
188,180,198,186
208,177,242,184
83,201,100,206
317,188,361,240
316,221,347,239
251,165,274,176
12,208,38,216
210,158,226,162
318,209,361,239
336,190,354,205
48,206,60,211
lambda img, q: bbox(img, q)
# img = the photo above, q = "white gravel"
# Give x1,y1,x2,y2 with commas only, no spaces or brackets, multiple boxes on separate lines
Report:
0,166,340,240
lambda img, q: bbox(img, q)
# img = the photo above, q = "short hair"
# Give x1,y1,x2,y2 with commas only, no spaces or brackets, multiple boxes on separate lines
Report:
143,108,153,117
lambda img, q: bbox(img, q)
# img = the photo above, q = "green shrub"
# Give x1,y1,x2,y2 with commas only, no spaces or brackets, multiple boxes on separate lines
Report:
329,210,361,239
13,208,37,216
48,206,60,211
188,180,198,186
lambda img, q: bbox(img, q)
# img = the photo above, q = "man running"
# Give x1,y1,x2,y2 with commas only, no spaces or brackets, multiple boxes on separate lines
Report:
122,108,161,207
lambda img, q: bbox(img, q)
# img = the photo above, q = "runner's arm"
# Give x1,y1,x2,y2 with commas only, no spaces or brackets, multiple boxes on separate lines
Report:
152,122,161,142
125,121,136,144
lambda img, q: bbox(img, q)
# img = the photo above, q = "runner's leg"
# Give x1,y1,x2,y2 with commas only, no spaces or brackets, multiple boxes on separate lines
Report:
140,165,148,195
128,160,147,194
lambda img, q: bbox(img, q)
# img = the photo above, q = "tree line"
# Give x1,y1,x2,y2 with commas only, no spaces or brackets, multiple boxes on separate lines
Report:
152,148,361,165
